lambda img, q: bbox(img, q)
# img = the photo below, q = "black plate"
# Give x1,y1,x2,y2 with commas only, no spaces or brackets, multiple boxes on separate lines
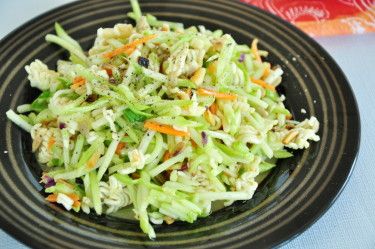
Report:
0,0,360,248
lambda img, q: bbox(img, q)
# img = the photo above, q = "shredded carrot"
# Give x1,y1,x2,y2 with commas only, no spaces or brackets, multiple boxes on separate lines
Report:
73,200,81,208
102,67,113,77
251,38,262,63
197,88,237,101
126,34,157,48
103,34,157,59
66,193,81,208
262,64,271,79
67,193,80,202
46,193,58,202
73,76,85,84
71,76,86,89
163,151,172,162
124,47,136,55
86,152,100,169
115,142,126,155
190,139,198,148
208,103,218,114
103,45,136,58
144,121,190,137
47,136,55,150
251,78,276,91
286,114,293,120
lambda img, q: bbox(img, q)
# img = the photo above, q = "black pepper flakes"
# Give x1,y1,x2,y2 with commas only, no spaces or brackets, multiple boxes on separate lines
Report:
137,56,149,68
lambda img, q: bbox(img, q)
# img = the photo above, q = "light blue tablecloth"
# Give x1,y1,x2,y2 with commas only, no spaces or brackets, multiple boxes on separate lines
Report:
1,1,374,248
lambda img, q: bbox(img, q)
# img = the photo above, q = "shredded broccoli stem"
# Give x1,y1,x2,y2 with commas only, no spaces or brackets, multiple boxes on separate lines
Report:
130,0,142,22
89,170,102,215
6,110,32,132
45,33,88,66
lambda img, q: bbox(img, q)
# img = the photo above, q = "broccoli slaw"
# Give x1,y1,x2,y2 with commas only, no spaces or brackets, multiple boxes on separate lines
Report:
6,0,320,239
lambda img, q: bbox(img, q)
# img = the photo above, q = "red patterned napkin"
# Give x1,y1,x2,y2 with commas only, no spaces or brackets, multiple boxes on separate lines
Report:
241,0,375,36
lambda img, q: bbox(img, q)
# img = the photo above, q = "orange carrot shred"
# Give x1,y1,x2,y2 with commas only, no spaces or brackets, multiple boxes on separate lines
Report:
103,34,157,59
251,38,262,63
46,194,58,202
73,200,81,208
209,103,218,114
251,78,276,91
124,47,136,56
67,193,80,202
102,67,113,77
286,114,293,120
104,46,136,59
262,64,271,79
197,88,237,101
71,76,86,89
191,139,198,148
115,142,126,155
73,76,85,84
47,137,55,150
144,121,190,137
126,34,157,48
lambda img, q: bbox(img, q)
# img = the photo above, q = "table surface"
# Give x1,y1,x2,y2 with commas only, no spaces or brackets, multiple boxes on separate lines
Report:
1,1,374,248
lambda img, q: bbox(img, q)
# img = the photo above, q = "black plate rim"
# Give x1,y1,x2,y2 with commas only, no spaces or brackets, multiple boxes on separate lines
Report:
0,0,361,248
